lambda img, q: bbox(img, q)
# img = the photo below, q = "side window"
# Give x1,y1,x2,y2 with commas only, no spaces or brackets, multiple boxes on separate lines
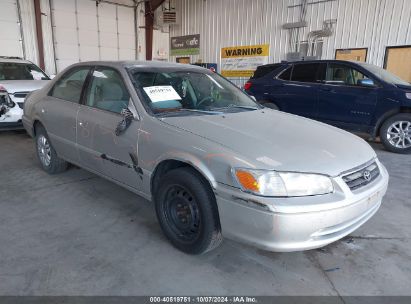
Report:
326,63,368,86
50,68,90,102
277,66,292,80
290,63,322,83
85,68,130,114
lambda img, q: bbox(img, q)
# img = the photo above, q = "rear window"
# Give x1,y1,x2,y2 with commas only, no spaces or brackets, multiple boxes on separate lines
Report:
251,64,281,79
278,66,292,80
0,62,49,80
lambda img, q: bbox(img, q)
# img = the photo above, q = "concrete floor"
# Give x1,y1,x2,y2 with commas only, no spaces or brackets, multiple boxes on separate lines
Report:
0,130,410,296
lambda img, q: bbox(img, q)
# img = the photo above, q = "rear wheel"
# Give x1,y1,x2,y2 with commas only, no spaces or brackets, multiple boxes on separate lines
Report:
380,113,411,154
154,167,222,254
35,125,68,173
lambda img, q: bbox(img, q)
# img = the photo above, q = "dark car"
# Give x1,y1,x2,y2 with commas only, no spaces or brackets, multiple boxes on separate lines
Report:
244,60,411,154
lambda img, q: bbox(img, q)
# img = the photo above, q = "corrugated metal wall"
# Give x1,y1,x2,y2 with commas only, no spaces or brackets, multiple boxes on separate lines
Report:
170,0,411,85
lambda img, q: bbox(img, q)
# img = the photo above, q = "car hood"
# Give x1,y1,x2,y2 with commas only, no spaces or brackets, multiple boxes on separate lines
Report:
395,83,411,91
161,110,376,176
0,80,49,94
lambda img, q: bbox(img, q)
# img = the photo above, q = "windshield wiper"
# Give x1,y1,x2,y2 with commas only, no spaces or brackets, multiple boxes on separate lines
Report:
157,108,224,116
213,104,261,111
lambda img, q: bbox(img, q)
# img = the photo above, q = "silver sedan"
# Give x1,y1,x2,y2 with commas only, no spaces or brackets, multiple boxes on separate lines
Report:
22,61,389,254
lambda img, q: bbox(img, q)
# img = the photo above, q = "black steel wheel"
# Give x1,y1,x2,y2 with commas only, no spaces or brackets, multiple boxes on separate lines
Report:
154,167,222,254
163,185,201,243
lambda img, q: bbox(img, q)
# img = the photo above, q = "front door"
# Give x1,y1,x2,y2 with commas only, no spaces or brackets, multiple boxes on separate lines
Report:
76,67,142,190
317,63,378,127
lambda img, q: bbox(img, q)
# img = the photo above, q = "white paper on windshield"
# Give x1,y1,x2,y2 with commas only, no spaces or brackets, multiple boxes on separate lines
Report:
143,86,182,103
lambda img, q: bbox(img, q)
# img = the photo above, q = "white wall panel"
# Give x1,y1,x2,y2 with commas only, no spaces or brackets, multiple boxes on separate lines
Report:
51,0,136,72
171,0,411,86
0,0,23,58
40,0,57,75
18,0,39,64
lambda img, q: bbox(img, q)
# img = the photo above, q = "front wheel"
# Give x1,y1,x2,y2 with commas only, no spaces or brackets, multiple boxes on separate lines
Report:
154,167,222,254
380,113,411,154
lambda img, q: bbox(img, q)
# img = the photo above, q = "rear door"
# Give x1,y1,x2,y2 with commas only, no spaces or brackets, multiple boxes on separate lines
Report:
41,66,91,162
76,66,142,190
270,62,325,118
317,62,378,127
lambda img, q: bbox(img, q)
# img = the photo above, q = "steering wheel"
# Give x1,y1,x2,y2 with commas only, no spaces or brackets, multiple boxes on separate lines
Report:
196,96,214,108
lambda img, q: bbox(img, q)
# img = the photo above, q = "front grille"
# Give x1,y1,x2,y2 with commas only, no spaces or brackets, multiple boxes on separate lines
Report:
342,161,380,190
13,92,29,99
17,102,24,109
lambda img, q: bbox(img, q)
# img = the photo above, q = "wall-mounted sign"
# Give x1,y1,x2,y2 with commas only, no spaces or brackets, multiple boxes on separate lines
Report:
192,62,218,72
221,44,269,77
170,34,200,56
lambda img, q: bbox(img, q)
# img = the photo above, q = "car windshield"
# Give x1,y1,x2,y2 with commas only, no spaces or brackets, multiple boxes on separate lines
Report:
129,69,260,115
0,62,49,81
359,62,409,85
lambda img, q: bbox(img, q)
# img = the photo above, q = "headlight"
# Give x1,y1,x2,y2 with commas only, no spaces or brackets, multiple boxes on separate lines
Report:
406,92,411,99
233,168,334,197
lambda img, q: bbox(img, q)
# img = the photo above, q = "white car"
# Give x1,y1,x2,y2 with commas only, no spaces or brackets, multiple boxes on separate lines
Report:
0,57,50,130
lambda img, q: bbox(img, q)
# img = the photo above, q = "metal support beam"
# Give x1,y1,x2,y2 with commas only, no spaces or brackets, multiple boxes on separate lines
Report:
145,0,165,60
33,0,45,69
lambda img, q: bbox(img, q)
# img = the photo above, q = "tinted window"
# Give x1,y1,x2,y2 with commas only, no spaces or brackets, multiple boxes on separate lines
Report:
0,62,49,80
85,68,130,114
291,63,323,83
251,64,281,79
326,63,368,86
278,66,292,80
50,68,89,103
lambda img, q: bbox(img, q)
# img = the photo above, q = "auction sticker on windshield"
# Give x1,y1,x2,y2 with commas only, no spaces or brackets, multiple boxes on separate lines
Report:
143,86,182,102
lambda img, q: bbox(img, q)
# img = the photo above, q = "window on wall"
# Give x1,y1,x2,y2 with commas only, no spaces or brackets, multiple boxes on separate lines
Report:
335,48,367,62
384,46,411,83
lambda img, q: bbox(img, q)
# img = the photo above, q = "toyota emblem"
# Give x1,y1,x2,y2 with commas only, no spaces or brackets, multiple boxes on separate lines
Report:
363,170,371,181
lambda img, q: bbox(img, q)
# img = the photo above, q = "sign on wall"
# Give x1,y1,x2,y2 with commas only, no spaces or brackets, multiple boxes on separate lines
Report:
221,44,269,77
170,34,200,56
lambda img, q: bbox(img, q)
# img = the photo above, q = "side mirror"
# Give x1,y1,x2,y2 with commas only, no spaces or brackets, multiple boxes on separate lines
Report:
115,108,135,136
357,78,375,87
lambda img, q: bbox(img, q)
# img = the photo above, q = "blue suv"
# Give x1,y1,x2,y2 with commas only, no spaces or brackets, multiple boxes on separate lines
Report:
244,60,411,154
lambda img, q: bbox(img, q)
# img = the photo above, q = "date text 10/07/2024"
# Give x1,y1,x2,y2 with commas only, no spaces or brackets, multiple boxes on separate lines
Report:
149,296,257,303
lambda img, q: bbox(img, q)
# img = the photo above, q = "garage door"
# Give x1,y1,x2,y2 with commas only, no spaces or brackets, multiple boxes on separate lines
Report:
0,0,24,58
51,0,136,72
384,46,411,83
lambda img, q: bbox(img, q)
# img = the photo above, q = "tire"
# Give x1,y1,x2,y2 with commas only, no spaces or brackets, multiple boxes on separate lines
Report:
380,113,411,154
260,101,279,110
154,167,223,254
35,125,69,174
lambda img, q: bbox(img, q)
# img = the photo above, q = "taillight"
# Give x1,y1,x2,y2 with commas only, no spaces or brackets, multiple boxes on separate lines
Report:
244,81,252,90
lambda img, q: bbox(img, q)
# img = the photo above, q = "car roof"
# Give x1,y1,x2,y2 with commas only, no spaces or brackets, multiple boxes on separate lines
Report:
71,60,208,72
262,59,362,66
0,57,33,64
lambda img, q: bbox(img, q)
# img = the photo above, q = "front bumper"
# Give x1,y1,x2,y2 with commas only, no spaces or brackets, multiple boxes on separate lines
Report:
0,101,24,131
215,161,389,252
